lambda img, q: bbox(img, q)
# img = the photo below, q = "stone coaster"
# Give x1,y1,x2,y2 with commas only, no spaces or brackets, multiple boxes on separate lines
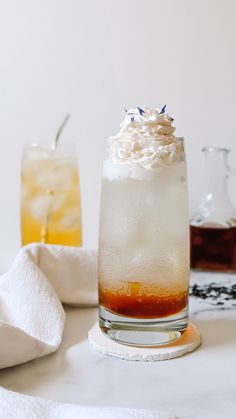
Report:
88,322,201,361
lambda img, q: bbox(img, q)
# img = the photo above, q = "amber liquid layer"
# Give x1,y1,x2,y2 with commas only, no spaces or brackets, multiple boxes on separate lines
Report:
99,282,188,319
190,225,236,272
21,212,82,246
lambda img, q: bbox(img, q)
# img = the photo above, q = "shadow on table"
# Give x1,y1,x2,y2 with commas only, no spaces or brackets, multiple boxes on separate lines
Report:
0,307,97,394
61,306,97,350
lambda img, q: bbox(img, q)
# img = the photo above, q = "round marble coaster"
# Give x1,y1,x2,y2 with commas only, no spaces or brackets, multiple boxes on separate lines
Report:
88,322,201,361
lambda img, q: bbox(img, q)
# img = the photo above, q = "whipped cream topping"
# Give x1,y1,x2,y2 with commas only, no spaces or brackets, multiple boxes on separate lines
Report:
108,106,184,168
115,106,176,140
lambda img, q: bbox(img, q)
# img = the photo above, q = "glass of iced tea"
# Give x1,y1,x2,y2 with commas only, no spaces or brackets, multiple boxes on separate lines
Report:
21,142,82,246
98,106,189,346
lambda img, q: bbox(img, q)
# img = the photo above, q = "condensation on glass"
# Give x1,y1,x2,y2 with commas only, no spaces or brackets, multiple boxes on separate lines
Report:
98,137,189,346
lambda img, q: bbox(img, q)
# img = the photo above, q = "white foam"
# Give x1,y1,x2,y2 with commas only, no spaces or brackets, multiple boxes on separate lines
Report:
103,160,161,181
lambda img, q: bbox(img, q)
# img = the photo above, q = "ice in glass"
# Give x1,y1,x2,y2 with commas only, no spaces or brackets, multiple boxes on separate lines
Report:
21,143,82,246
98,106,189,346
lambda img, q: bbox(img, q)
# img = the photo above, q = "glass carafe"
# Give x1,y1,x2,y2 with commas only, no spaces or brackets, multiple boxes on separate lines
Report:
190,146,236,272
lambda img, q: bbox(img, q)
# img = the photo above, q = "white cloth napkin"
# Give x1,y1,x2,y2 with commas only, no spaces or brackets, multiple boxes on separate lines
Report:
0,387,177,419
0,243,97,369
0,243,179,419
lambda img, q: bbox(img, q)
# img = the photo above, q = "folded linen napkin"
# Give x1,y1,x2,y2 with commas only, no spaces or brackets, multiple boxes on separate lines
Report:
0,243,98,369
0,243,179,419
0,387,177,419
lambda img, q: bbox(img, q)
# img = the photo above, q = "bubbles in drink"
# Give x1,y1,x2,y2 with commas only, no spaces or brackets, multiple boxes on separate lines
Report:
99,158,189,317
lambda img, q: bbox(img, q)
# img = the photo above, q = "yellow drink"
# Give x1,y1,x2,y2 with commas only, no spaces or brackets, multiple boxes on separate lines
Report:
21,143,82,246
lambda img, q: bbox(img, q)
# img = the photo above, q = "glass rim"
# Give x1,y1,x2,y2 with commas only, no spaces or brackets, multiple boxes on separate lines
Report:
22,141,78,160
23,140,76,149
202,146,230,153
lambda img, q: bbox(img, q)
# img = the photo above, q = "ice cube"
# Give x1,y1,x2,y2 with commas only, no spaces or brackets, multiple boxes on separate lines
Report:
59,208,81,229
36,165,74,191
51,194,65,212
30,195,53,222
21,185,29,202
30,193,65,222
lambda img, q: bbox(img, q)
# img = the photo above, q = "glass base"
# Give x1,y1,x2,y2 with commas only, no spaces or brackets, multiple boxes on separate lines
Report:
99,306,188,347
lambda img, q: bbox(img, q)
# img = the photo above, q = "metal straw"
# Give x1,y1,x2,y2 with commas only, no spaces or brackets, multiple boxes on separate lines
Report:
40,114,71,243
52,113,71,149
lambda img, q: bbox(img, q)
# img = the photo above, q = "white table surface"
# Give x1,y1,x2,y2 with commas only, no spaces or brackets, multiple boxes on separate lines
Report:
0,271,236,419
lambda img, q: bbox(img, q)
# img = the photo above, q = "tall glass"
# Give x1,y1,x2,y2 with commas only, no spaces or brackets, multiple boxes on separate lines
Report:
98,137,189,346
21,142,82,246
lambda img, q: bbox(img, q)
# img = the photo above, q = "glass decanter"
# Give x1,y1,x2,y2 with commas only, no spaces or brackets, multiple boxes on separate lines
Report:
190,146,236,272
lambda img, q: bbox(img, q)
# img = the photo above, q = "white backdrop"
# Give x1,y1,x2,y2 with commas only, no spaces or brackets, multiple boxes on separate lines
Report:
0,0,236,269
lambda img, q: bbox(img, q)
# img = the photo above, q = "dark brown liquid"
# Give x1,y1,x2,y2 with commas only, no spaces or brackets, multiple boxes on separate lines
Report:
99,282,188,319
190,225,236,272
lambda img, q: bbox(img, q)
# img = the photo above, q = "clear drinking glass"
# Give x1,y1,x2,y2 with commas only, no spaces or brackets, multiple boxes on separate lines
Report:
21,142,82,246
98,137,189,346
